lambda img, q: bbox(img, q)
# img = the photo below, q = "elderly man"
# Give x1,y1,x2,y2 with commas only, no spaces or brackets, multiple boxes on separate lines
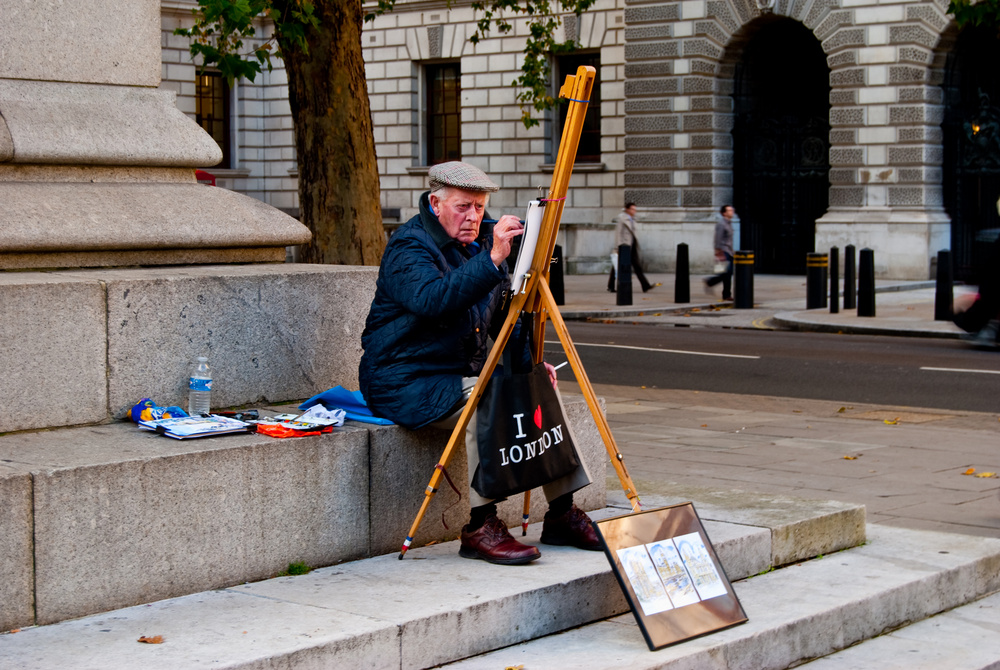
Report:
359,161,598,565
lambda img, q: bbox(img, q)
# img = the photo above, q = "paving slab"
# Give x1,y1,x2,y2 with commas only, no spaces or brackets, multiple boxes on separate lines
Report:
443,525,1000,670
607,484,866,566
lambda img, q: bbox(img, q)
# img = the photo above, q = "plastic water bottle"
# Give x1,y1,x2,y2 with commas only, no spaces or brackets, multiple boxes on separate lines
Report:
188,356,212,415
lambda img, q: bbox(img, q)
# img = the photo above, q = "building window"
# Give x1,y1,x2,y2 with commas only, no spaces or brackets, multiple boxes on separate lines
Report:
196,71,231,169
426,62,461,165
555,53,601,163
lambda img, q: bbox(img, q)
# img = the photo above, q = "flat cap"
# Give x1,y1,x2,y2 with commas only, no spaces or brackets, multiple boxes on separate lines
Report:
428,161,500,193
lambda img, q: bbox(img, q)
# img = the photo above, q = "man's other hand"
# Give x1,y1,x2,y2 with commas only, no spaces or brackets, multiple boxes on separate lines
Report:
543,361,558,389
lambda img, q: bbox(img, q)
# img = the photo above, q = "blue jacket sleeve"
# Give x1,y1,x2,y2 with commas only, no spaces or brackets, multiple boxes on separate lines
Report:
381,234,503,317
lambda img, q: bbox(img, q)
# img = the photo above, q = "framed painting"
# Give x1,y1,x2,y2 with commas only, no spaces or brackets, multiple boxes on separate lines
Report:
593,502,748,651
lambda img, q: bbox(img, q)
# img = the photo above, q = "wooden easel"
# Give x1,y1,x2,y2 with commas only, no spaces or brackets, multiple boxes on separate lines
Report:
398,66,641,559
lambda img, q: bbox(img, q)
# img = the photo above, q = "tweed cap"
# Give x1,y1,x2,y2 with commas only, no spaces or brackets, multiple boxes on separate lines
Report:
428,161,500,193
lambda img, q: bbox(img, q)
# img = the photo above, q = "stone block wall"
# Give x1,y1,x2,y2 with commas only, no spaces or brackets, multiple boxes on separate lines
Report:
621,0,957,278
161,1,300,214
362,0,629,227
161,0,629,255
0,265,376,434
156,0,971,277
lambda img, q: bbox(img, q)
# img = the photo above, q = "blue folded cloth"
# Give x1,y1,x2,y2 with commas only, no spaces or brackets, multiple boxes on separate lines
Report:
298,386,395,425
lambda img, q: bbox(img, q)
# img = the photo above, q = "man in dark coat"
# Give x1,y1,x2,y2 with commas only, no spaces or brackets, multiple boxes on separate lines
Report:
359,161,599,565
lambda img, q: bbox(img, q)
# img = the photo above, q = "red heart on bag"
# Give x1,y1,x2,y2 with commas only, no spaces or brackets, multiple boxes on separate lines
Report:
534,405,543,429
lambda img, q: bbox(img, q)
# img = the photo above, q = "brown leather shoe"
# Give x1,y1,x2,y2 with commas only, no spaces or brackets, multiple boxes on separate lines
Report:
459,514,541,565
540,505,602,551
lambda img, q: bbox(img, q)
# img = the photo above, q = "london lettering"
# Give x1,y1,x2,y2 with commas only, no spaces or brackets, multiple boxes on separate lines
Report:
499,423,564,466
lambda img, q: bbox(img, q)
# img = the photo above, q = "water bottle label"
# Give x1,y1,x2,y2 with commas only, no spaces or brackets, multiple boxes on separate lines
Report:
189,377,212,392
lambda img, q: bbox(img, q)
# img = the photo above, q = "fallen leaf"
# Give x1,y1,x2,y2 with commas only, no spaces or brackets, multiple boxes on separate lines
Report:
9,629,20,634
963,468,976,475
505,665,525,670
138,635,164,644
883,418,899,425
843,455,858,460
837,407,847,413
974,472,998,478
793,410,802,413
701,424,708,428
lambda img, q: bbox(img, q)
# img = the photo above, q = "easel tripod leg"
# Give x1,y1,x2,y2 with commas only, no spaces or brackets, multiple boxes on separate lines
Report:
536,278,642,512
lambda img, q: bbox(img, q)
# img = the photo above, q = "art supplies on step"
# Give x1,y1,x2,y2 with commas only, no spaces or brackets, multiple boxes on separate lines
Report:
138,414,251,440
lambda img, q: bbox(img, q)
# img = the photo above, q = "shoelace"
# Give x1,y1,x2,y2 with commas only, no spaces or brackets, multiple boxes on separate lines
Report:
484,517,513,541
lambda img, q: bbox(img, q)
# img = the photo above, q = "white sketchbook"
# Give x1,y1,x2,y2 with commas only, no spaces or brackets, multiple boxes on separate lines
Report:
510,199,545,294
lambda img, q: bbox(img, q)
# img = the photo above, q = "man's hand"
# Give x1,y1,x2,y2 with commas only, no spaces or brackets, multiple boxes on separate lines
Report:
715,250,726,262
490,215,524,266
543,361,558,389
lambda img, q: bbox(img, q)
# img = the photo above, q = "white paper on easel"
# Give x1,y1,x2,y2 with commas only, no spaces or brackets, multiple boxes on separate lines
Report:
510,200,544,294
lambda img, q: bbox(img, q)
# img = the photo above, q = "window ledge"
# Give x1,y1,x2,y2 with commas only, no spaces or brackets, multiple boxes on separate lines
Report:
538,162,606,173
201,168,252,178
406,166,431,175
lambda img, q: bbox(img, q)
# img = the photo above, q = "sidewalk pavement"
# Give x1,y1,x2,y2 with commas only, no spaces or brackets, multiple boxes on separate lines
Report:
558,271,975,338
554,272,1000,541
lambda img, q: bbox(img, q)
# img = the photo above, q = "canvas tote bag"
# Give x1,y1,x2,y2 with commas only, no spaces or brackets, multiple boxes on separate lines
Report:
471,356,581,499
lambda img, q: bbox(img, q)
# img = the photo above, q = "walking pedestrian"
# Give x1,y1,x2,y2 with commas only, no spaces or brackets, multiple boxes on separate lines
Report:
705,205,735,301
608,203,655,293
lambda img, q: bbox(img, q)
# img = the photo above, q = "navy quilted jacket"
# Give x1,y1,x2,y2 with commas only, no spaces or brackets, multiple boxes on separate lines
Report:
359,192,530,429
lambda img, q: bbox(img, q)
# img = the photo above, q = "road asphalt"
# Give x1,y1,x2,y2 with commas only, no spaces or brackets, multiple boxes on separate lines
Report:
555,271,1000,540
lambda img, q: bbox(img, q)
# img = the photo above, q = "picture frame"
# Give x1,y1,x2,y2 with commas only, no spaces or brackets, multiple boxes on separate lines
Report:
592,502,748,651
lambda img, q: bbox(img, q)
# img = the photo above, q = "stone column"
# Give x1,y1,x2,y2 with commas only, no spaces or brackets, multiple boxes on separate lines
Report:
0,0,309,270
815,6,952,279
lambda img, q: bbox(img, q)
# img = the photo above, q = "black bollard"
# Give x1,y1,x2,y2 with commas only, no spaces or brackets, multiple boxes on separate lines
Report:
550,244,565,306
675,243,690,303
806,252,828,309
857,247,876,317
829,246,840,314
844,244,856,309
734,250,754,309
616,243,633,306
934,249,953,321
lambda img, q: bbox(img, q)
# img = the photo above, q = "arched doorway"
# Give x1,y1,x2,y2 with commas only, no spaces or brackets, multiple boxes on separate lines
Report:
732,19,831,274
943,26,1000,283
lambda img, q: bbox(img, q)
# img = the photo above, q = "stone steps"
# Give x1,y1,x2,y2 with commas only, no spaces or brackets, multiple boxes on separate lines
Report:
442,524,1000,670
798,590,1000,669
0,397,608,631
0,495,867,669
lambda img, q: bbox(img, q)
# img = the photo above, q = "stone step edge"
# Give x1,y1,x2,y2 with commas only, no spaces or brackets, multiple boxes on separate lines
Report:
0,501,864,670
796,589,1000,669
441,524,1000,670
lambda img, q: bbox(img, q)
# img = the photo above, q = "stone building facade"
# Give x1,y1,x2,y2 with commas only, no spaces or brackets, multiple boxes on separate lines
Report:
161,1,299,214
160,0,1000,279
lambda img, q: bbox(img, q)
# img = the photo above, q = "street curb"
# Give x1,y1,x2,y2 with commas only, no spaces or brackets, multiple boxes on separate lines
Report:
772,311,965,339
